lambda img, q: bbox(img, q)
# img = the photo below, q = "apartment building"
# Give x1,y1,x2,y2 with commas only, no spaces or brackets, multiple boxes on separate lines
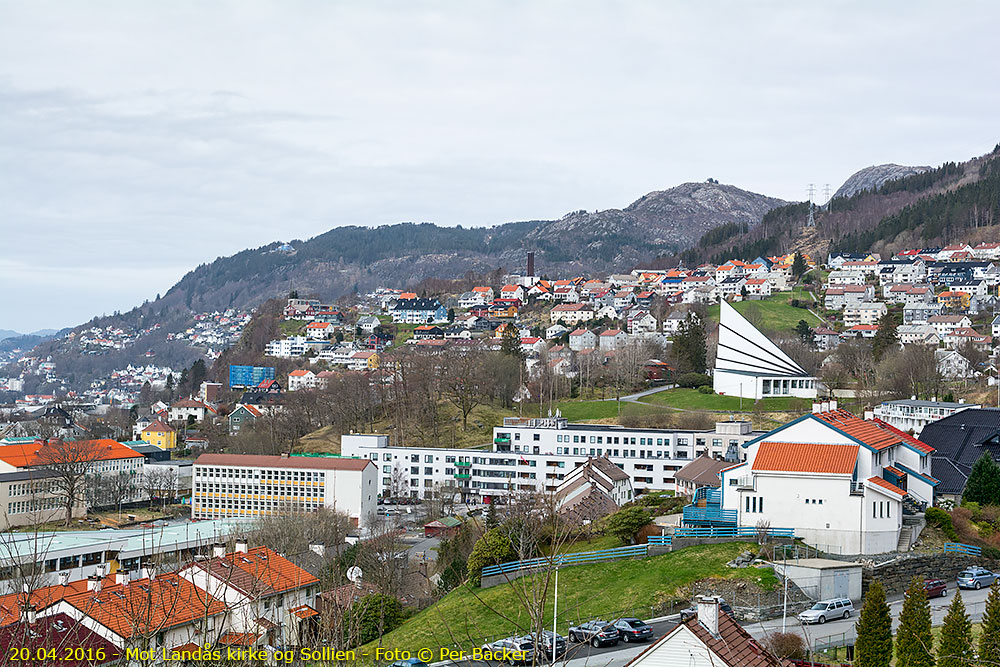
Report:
191,453,377,528
871,398,979,435
340,418,763,502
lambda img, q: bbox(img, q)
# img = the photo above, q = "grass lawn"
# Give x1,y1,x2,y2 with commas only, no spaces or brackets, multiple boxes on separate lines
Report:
706,293,821,332
553,399,668,421
372,543,779,652
640,388,808,413
540,535,622,556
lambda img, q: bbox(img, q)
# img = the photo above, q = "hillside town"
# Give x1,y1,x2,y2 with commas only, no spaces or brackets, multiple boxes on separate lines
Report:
3,243,1000,664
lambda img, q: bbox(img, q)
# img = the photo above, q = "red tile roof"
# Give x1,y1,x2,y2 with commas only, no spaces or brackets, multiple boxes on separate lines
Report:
752,442,858,474
815,410,900,450
628,609,785,667
869,418,935,454
61,573,227,639
0,439,143,469
867,476,906,497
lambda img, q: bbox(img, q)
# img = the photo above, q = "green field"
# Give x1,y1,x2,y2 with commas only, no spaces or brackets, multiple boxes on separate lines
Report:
372,543,778,652
706,293,821,331
639,388,807,412
552,399,668,421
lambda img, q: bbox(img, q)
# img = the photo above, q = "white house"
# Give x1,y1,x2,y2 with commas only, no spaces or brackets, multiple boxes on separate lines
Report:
554,457,633,523
713,300,818,399
598,329,627,351
305,322,333,339
843,302,887,328
545,324,569,339
872,398,979,436
568,329,598,351
549,304,595,326
718,403,936,554
287,369,317,391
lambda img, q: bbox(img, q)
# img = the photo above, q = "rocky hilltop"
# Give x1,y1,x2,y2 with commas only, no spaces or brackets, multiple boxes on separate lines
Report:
833,164,931,199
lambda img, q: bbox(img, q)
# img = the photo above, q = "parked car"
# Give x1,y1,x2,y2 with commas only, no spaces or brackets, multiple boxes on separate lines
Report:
957,567,996,590
797,598,854,624
389,660,428,667
480,637,535,665
924,579,948,598
612,618,654,642
523,631,567,659
680,599,733,622
568,620,620,647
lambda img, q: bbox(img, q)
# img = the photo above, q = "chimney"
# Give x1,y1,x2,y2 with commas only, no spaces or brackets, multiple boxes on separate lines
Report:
864,410,874,420
57,572,70,586
116,570,130,586
697,595,721,637
235,541,248,554
20,604,36,625
309,543,326,558
911,395,917,401
213,543,227,559
87,575,102,593
527,251,535,277
812,403,821,414
829,399,838,411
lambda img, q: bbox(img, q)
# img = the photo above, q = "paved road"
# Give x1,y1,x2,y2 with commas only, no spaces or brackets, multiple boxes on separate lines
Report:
747,584,991,651
618,384,676,403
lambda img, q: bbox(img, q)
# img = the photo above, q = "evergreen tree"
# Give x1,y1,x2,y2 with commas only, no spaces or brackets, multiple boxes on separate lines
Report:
792,252,807,279
795,319,813,345
671,313,707,373
937,590,973,667
963,453,1000,505
855,580,893,667
871,310,901,362
896,577,934,667
499,324,523,360
981,582,1000,665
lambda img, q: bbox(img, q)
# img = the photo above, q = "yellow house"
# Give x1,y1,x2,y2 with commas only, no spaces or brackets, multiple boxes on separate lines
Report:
937,290,971,310
141,419,177,450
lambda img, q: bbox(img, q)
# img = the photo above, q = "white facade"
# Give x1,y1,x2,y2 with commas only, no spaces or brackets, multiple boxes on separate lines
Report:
192,454,377,528
872,399,979,435
713,300,818,399
719,406,936,555
341,419,761,501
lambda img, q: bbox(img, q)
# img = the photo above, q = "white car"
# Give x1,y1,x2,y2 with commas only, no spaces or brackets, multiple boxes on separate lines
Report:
797,598,854,624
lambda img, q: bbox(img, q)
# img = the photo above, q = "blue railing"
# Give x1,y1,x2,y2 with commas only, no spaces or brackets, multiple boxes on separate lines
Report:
646,535,672,546
682,506,738,525
944,542,982,556
481,544,648,577
674,526,795,539
692,487,721,504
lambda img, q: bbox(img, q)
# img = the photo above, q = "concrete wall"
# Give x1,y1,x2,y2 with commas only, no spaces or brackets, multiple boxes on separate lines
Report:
862,554,1000,598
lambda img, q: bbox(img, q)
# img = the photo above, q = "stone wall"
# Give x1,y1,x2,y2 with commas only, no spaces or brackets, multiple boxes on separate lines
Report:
862,554,1000,598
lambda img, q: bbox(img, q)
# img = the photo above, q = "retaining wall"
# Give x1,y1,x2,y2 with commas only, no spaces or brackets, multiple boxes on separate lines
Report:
863,553,1000,598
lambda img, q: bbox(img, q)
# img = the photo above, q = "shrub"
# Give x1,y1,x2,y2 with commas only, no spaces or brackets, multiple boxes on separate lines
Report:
604,506,653,544
697,385,712,394
344,593,403,645
925,507,958,541
767,632,806,660
677,372,712,388
985,545,1000,560
466,527,517,587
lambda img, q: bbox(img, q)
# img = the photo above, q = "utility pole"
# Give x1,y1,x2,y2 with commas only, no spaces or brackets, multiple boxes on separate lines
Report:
552,566,559,663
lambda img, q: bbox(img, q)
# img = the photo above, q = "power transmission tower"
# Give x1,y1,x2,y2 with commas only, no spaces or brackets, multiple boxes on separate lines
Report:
806,184,816,227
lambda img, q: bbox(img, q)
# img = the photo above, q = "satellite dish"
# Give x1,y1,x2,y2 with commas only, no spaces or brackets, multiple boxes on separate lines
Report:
347,566,363,584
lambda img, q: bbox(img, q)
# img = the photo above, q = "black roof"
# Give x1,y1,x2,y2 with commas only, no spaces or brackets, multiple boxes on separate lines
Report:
390,298,442,311
921,408,1000,495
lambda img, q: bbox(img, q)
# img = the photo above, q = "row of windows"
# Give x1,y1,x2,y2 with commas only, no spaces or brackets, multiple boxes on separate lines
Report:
745,496,764,513
555,447,691,459
8,498,60,515
874,501,892,519
7,481,57,497
761,379,814,395
196,467,327,481
194,482,323,495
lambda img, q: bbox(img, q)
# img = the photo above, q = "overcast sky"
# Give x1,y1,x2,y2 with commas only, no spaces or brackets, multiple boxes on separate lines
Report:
1,2,999,332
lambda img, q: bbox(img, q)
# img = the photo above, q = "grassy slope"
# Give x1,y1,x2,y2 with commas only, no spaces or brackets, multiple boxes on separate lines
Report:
639,388,806,412
375,543,778,651
553,399,668,421
706,293,821,331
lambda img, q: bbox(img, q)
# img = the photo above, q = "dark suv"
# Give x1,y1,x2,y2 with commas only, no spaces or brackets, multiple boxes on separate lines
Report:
568,620,620,647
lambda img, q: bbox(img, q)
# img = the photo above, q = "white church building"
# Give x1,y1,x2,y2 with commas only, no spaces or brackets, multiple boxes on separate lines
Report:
712,299,819,399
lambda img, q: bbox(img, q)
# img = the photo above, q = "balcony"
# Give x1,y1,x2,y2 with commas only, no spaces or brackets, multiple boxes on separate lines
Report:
494,436,510,444
850,481,865,495
454,473,471,480
682,505,738,526
455,461,471,467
